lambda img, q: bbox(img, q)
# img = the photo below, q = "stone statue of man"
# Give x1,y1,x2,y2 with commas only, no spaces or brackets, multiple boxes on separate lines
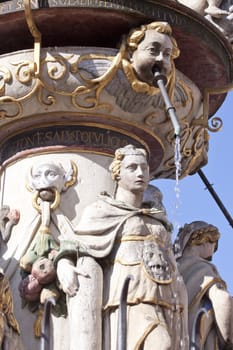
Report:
174,221,233,349
56,144,189,350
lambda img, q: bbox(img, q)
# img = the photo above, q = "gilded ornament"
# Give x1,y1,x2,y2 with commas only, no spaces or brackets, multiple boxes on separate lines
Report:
208,116,223,132
0,66,11,96
11,60,35,84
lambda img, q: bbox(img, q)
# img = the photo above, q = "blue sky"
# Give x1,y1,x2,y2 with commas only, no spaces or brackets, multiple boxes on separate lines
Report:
153,91,233,294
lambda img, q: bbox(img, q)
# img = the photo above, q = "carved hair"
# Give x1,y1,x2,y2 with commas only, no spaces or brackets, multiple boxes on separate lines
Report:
109,144,148,181
126,21,180,59
174,221,220,258
187,225,220,247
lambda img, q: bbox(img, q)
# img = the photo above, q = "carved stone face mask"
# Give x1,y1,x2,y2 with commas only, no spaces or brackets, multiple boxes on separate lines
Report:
29,163,66,192
142,241,172,284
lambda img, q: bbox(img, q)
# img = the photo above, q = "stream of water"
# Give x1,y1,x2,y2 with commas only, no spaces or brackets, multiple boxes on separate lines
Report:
174,136,182,209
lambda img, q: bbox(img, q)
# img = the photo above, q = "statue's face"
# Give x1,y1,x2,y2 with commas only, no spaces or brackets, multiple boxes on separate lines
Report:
199,241,216,261
131,29,173,84
118,154,149,193
30,163,66,192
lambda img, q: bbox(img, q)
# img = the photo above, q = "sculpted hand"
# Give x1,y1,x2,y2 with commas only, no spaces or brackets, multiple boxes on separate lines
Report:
57,258,88,297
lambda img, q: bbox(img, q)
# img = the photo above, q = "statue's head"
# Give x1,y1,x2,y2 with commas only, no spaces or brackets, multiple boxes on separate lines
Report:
143,184,166,211
174,220,220,259
126,21,180,85
109,144,150,194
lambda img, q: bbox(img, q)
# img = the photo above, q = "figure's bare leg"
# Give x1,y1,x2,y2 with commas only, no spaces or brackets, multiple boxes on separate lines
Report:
205,0,229,17
143,324,171,350
126,304,173,350
68,257,103,350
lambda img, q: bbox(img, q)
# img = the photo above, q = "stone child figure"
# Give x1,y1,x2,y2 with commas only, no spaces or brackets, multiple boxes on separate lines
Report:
174,221,233,349
123,21,180,100
129,21,179,84
56,145,189,350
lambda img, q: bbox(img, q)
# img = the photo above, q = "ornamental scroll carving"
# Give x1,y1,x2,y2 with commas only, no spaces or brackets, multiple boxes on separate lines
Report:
0,21,214,179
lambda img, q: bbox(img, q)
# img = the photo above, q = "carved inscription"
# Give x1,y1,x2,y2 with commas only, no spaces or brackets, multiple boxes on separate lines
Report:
0,125,142,163
0,0,188,26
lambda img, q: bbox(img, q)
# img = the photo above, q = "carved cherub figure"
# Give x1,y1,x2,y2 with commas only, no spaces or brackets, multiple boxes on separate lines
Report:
121,21,180,100
127,21,180,86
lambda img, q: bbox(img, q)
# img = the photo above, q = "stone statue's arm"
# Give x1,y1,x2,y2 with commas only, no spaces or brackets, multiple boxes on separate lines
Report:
56,258,79,297
55,240,89,297
208,283,233,344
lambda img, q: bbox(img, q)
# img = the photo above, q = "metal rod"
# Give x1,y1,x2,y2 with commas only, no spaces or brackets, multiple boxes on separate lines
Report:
191,307,208,350
24,0,42,78
117,275,133,350
198,169,233,229
40,297,56,350
153,70,180,137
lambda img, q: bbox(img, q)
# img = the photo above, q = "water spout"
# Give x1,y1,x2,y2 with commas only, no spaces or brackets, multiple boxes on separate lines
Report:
152,67,181,137
152,67,182,225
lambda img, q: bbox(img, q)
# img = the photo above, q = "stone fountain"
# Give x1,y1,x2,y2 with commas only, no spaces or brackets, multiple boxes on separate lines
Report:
0,0,232,349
